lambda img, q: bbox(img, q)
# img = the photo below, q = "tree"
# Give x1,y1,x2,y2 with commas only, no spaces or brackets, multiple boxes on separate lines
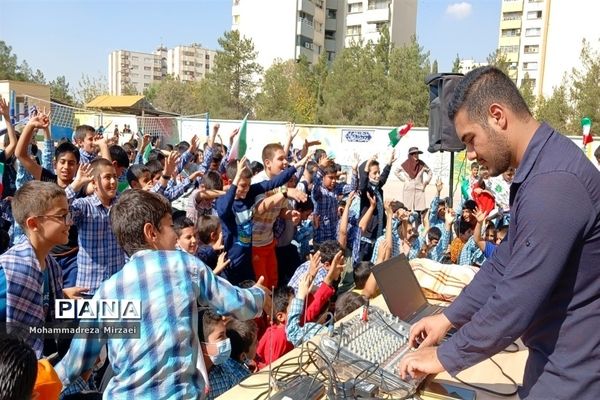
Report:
31,69,46,84
452,54,461,73
486,49,510,76
536,82,574,135
431,59,439,74
77,74,108,106
569,39,600,136
201,30,263,119
0,41,20,80
121,82,139,95
149,75,202,115
519,72,536,111
374,23,392,74
50,75,74,105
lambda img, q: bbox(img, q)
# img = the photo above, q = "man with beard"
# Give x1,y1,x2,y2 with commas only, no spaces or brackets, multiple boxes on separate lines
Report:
399,66,600,399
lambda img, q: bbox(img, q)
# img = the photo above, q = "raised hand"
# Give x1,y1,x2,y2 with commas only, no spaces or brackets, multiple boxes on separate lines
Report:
253,276,272,317
287,187,308,203
286,122,298,142
297,272,314,300
308,250,322,278
389,149,398,165
367,192,376,208
27,112,50,130
163,151,181,178
190,134,199,153
0,96,10,118
444,208,456,225
75,163,94,185
325,250,345,284
214,252,231,275
474,207,487,224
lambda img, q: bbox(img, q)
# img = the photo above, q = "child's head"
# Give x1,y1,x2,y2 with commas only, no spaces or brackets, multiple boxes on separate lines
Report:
196,215,221,245
54,142,80,184
174,216,198,255
461,200,477,222
126,164,152,189
367,160,381,185
470,161,480,177
203,171,224,191
337,198,346,218
108,144,130,178
226,159,252,199
436,198,447,219
502,167,515,183
209,153,223,172
458,219,474,242
110,189,175,256
295,198,314,220
261,143,287,176
145,160,164,184
273,286,295,325
249,161,264,176
226,319,258,364
13,181,71,246
0,335,38,400
479,165,490,180
73,125,96,154
485,226,497,242
335,292,367,322
122,142,136,163
426,227,442,247
496,226,508,244
90,158,118,200
319,240,344,269
147,149,166,166
199,309,230,366
353,261,372,290
322,164,338,191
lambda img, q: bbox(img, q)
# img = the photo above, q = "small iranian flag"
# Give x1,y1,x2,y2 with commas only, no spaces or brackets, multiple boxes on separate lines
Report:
142,142,153,164
582,117,593,146
228,114,248,161
388,121,413,147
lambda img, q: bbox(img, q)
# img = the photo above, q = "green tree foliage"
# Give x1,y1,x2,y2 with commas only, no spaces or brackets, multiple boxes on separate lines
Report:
431,60,438,74
569,39,600,135
77,74,108,106
486,49,511,76
201,30,263,119
536,83,574,135
121,82,139,95
148,75,202,115
452,54,461,73
0,41,47,82
50,76,74,105
519,72,536,112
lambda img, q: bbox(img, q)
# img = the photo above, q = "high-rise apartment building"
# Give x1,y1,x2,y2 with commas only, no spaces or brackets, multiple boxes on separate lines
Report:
109,44,217,95
498,0,600,97
232,0,417,71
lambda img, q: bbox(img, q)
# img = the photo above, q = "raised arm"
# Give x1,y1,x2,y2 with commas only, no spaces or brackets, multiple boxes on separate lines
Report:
338,191,356,249
0,97,17,159
15,114,48,181
472,208,488,252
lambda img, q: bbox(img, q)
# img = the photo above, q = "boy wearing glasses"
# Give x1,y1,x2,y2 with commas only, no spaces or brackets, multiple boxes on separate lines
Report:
0,181,70,357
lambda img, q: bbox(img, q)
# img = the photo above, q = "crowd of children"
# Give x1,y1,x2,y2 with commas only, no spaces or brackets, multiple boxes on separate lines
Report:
0,101,516,399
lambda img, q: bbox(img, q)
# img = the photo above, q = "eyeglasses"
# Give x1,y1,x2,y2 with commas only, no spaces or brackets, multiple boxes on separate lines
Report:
36,212,73,225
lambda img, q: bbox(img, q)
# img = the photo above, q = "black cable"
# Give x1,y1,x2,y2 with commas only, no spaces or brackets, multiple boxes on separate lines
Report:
453,357,519,397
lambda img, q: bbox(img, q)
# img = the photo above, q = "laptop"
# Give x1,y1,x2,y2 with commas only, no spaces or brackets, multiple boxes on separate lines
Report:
372,254,446,324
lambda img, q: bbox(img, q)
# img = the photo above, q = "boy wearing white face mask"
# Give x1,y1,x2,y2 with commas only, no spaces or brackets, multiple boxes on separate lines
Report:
201,310,250,399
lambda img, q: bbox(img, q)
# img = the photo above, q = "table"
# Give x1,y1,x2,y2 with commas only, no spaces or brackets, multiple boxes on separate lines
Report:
218,295,527,399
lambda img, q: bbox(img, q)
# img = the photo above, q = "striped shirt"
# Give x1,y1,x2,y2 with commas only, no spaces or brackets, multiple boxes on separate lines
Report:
55,250,264,400
66,186,126,294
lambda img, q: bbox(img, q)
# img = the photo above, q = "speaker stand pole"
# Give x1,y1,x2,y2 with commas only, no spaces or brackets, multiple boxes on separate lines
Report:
448,151,455,208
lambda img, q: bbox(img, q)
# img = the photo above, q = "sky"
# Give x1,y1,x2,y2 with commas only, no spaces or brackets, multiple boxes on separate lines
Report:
0,0,501,89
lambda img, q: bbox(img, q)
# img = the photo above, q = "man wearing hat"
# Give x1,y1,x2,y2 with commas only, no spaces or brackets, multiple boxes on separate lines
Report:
394,147,432,211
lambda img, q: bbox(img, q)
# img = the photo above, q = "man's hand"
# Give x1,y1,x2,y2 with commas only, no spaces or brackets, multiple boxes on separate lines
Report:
398,346,445,381
408,313,453,349
287,187,308,203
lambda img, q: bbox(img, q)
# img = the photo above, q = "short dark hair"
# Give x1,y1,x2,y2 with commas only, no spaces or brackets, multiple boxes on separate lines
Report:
0,335,38,400
126,164,151,186
458,219,474,236
335,292,367,321
273,286,295,323
196,215,220,244
203,171,223,191
249,161,264,175
74,125,95,142
226,319,258,361
448,66,532,125
89,157,114,179
177,141,190,153
462,200,477,211
295,198,314,212
147,149,165,163
318,240,343,264
145,159,164,176
314,149,326,162
199,309,223,342
12,181,66,228
226,159,252,181
353,261,372,290
109,145,130,169
110,189,172,256
323,164,337,176
427,227,442,242
174,216,195,237
55,141,80,163
262,143,284,162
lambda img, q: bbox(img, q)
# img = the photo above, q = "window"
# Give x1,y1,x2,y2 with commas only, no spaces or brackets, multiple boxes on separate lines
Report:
233,15,240,24
375,22,387,32
144,66,151,71
503,11,522,21
348,2,363,13
525,27,541,36
144,74,151,79
325,30,335,40
326,8,336,19
206,54,210,59
346,25,361,36
132,56,139,61
501,28,521,37
131,73,139,78
500,45,519,54
523,61,538,70
183,51,195,57
132,65,139,70
368,0,389,10
297,35,314,50
524,45,539,54
527,10,542,19
299,11,314,25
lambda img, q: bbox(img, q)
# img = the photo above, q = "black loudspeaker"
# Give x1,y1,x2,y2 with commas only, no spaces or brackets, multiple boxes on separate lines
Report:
425,73,465,153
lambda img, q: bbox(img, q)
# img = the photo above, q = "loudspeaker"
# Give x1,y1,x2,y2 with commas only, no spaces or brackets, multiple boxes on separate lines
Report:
426,73,465,153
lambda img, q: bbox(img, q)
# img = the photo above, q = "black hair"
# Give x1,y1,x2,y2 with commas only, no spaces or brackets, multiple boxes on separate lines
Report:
458,219,474,236
203,171,223,191
226,159,252,181
164,144,174,152
109,145,130,169
54,141,80,163
196,215,220,244
295,198,314,212
314,149,326,163
335,292,367,322
147,149,165,163
595,146,600,159
250,161,264,175
110,189,172,256
126,164,151,186
448,66,532,124
463,199,477,211
273,286,295,323
353,261,372,290
173,216,195,237
145,160,163,176
318,240,343,264
226,319,258,361
177,141,190,153
199,309,223,342
427,227,442,243
0,335,38,400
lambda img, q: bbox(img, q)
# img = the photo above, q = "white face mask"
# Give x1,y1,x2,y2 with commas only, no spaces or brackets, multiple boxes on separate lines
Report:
204,338,231,365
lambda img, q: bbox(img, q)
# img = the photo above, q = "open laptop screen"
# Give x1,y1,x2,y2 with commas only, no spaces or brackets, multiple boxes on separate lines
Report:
372,254,429,321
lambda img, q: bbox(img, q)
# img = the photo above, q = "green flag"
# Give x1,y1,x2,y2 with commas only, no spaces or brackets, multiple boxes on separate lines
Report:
228,114,248,161
142,143,152,164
